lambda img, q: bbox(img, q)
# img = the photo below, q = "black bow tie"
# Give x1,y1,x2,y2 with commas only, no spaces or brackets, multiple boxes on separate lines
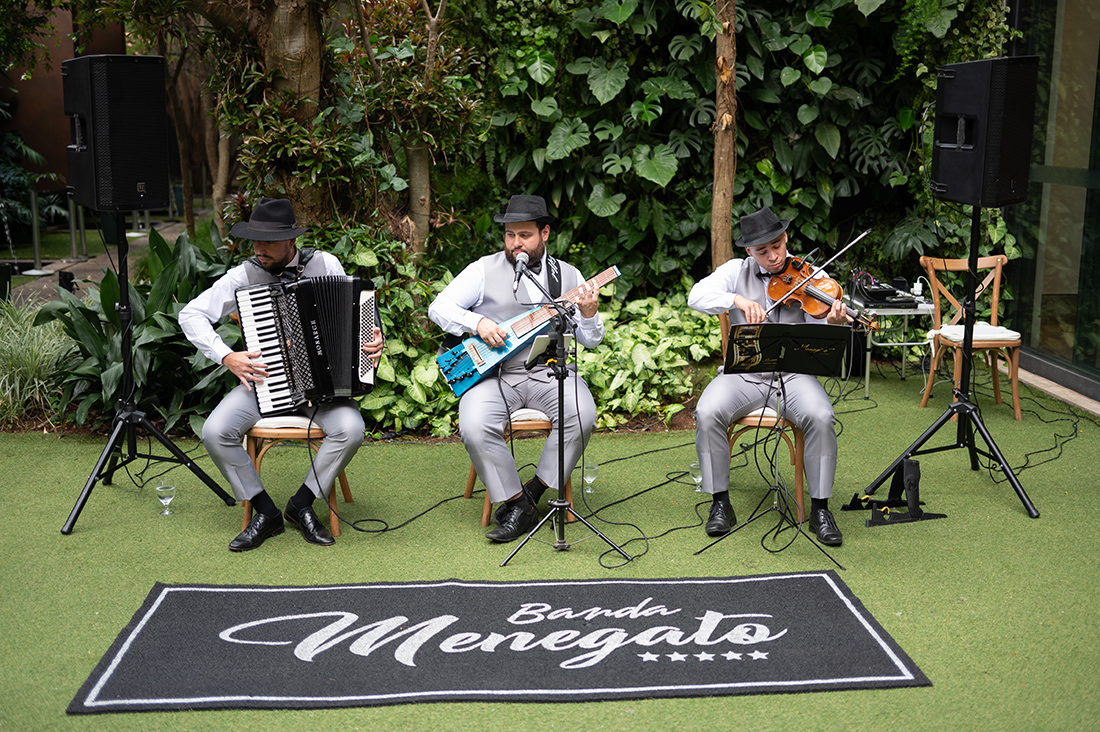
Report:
755,268,772,279
526,257,543,276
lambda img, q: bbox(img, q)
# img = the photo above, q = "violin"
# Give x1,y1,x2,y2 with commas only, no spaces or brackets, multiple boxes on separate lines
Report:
766,256,878,330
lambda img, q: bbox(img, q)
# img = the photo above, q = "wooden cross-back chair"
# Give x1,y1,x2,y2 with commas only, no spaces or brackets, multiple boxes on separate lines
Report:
918,254,1022,421
717,312,806,521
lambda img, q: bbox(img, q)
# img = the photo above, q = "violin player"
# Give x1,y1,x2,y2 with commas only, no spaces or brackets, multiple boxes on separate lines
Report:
688,206,853,545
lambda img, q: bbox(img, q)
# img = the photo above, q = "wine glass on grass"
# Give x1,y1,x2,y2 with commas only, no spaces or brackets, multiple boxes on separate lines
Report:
155,484,176,515
582,462,599,493
689,461,702,492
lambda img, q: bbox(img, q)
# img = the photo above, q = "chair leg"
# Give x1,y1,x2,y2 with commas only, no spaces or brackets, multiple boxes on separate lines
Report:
242,436,263,531
920,343,944,409
949,347,964,422
465,465,477,499
1008,348,1022,421
327,478,345,538
988,350,1004,406
481,492,493,527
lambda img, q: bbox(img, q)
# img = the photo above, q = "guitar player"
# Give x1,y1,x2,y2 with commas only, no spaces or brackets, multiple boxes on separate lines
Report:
428,195,605,543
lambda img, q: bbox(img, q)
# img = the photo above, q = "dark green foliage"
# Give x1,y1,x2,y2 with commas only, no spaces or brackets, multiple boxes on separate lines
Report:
33,228,244,433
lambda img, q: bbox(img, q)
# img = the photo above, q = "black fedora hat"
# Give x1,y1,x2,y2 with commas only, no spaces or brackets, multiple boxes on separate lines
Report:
492,195,556,225
735,206,790,248
229,197,310,241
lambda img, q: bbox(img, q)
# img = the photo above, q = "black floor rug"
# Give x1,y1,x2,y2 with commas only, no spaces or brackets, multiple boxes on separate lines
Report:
69,571,929,713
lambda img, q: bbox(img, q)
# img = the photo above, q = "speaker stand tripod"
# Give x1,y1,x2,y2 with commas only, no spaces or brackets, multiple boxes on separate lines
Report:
61,215,235,534
861,206,1039,518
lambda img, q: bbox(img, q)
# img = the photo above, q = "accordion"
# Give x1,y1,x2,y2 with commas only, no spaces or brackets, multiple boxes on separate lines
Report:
235,276,377,416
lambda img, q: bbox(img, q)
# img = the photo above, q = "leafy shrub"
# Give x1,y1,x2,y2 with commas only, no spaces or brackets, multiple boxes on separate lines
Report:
0,298,76,428
34,228,243,433
580,287,719,429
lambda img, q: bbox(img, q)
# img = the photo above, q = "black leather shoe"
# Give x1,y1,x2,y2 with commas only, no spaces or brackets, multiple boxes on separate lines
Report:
494,477,547,525
705,497,736,536
809,508,843,546
486,502,536,542
229,512,284,552
284,501,335,546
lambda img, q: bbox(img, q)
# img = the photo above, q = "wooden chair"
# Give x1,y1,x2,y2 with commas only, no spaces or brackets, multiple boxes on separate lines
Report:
718,312,806,521
918,254,1022,420
241,415,354,537
464,407,574,526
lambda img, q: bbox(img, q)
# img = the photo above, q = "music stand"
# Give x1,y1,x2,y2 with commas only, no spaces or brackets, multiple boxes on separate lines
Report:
695,322,848,569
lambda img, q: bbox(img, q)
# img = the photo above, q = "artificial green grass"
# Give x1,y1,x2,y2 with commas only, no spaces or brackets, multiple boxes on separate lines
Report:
2,371,1098,731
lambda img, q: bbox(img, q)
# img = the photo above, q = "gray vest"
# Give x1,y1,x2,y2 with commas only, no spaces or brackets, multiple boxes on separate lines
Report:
474,251,573,375
727,261,813,326
724,260,814,383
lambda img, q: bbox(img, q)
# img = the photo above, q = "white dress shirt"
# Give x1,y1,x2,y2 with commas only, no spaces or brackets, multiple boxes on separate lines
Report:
429,253,605,348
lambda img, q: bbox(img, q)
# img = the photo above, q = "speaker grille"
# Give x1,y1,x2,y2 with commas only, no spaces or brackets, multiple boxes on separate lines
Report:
63,55,170,212
930,56,1039,208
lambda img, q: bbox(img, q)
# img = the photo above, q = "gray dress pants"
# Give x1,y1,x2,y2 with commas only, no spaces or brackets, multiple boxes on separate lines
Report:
459,367,596,504
202,384,366,501
694,372,836,500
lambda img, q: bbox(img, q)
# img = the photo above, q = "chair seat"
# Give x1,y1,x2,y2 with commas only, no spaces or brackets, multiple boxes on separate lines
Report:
509,407,552,422
933,323,1021,342
253,415,323,430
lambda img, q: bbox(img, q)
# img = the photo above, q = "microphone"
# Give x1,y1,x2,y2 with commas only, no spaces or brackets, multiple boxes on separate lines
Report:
513,251,529,293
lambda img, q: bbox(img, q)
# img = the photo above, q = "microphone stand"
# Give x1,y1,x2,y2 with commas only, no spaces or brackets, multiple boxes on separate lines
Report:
500,270,631,567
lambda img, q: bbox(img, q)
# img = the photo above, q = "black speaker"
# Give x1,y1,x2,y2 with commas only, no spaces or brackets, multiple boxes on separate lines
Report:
930,56,1039,208
62,55,170,212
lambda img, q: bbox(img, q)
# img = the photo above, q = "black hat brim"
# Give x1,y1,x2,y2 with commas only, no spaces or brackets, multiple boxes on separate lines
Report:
229,222,310,242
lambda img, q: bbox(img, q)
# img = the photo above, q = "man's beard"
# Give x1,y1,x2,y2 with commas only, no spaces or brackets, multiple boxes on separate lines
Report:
505,242,546,266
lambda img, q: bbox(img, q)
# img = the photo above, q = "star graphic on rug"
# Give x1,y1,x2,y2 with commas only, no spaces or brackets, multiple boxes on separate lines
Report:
639,652,660,662
748,650,769,660
694,652,715,661
667,652,688,661
722,651,743,660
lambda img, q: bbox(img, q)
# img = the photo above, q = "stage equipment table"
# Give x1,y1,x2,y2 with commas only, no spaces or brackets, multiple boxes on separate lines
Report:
847,296,935,399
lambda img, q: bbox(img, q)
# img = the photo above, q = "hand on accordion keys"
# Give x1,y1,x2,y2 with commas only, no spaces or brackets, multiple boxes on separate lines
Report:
361,326,384,368
223,350,269,391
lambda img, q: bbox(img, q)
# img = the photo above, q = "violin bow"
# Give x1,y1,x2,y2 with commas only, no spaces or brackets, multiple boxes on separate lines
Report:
765,228,873,317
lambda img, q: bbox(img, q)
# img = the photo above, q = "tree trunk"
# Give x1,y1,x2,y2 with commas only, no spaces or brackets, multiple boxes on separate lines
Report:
400,0,449,254
405,141,431,256
259,0,325,223
710,0,738,271
160,39,196,237
192,0,326,224
201,88,231,239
